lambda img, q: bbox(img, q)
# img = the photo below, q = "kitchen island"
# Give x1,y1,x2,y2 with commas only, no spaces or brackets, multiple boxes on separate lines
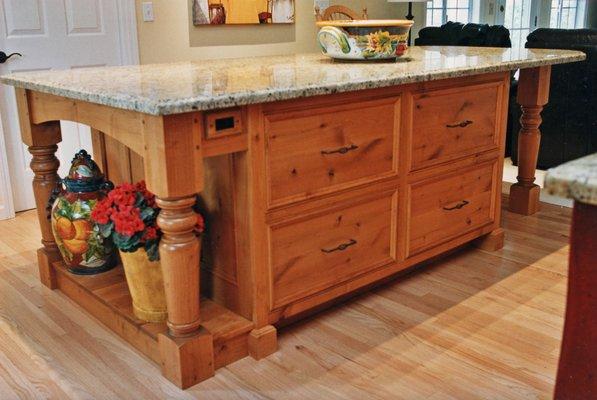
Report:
1,46,585,388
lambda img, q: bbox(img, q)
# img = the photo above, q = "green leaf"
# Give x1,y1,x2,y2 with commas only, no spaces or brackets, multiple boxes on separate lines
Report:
113,231,143,253
145,240,160,262
140,206,155,222
99,222,114,238
135,192,145,208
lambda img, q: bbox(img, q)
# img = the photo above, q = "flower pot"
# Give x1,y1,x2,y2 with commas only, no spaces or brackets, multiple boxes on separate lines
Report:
119,249,167,323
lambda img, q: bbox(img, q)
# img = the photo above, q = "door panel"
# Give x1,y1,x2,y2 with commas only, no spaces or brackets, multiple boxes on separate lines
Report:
0,0,132,214
65,0,103,35
3,0,45,37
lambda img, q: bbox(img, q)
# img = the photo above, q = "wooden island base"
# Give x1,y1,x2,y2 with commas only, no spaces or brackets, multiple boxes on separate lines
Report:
14,62,558,388
49,257,255,387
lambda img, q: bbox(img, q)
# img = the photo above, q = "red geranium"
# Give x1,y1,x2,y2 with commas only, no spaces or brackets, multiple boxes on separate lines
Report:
91,197,113,225
110,205,145,237
107,182,136,207
91,181,205,262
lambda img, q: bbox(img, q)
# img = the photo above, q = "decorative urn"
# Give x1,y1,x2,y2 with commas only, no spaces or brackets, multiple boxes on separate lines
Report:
49,150,116,274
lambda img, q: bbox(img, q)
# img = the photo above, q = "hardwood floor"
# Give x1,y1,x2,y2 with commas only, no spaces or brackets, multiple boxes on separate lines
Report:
0,200,571,399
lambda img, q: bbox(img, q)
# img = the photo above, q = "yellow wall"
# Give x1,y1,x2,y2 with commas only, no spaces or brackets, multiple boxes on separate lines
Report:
135,0,421,64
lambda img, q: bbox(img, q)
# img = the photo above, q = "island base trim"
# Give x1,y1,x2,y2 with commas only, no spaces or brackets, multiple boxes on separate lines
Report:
248,325,278,360
47,260,254,389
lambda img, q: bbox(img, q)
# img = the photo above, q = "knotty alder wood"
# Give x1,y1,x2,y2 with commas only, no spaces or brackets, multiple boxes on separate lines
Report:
408,161,497,256
264,97,399,206
0,203,571,398
13,70,534,388
50,260,253,369
15,89,63,289
509,66,551,215
411,81,501,171
270,190,397,309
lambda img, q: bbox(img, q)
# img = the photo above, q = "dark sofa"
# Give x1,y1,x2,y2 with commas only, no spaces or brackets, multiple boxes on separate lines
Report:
415,21,512,48
510,28,597,169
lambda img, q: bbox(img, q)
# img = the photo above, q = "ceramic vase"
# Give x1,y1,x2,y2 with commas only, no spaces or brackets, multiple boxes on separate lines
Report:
49,150,116,275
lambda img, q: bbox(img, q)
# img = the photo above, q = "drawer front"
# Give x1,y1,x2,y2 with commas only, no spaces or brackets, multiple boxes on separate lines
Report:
411,82,501,170
265,99,398,206
408,162,497,255
270,192,397,309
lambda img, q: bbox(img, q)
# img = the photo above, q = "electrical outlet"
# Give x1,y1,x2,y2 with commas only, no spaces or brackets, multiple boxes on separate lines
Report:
142,2,154,22
314,0,330,12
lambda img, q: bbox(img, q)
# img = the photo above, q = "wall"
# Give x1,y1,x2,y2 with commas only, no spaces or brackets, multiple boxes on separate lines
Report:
135,0,424,64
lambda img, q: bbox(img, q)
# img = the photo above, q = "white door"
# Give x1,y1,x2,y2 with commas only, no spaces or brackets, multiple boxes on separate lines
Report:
0,0,138,218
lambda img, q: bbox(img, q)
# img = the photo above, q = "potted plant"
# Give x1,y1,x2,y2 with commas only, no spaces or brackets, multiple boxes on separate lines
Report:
91,181,205,323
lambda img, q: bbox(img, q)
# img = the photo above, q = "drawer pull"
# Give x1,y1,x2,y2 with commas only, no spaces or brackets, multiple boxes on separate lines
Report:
446,120,473,128
321,239,357,253
443,200,470,211
321,144,358,155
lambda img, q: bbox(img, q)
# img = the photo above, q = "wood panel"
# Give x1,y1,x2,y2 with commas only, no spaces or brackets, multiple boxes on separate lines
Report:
270,189,397,309
411,82,501,170
198,155,251,319
91,129,145,185
26,90,145,156
51,260,253,370
408,161,498,256
264,98,399,207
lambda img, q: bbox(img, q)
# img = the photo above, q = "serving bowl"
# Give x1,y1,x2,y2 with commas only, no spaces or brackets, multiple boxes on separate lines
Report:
316,19,414,61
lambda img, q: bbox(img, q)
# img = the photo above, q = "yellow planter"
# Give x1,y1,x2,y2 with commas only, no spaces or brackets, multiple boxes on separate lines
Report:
119,249,167,323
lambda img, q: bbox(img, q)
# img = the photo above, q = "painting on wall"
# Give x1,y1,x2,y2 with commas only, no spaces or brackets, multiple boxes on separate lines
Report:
193,0,295,25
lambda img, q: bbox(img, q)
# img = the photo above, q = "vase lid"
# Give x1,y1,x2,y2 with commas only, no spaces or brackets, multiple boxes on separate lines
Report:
63,150,109,193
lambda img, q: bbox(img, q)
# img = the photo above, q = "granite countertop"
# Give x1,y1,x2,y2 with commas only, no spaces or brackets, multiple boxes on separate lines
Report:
0,46,585,115
545,153,597,206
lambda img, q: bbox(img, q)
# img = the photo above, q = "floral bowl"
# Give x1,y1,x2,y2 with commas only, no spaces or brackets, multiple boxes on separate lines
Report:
316,19,414,61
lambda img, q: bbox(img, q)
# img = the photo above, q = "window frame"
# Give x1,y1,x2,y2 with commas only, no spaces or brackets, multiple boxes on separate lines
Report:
425,0,474,27
549,0,587,29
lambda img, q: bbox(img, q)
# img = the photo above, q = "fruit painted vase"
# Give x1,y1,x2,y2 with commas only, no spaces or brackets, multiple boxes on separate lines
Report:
49,150,116,274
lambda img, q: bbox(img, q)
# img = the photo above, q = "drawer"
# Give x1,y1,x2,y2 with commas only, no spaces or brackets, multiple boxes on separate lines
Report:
270,192,397,309
408,162,497,255
411,82,502,170
265,99,398,206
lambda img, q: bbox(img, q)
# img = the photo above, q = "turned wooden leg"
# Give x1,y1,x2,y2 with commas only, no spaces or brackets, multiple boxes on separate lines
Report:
15,87,63,289
509,66,551,215
156,195,214,387
29,142,62,288
142,112,213,388
156,196,201,337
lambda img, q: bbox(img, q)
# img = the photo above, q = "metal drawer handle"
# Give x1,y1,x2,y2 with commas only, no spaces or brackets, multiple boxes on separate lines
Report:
321,144,358,155
443,200,469,211
446,120,473,128
321,239,357,253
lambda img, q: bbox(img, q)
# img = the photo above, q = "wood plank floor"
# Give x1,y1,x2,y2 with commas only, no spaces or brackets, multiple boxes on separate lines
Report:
0,200,571,399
